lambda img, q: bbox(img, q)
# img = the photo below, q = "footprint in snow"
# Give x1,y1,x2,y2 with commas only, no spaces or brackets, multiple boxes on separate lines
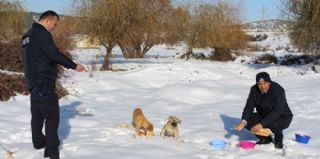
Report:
76,107,94,116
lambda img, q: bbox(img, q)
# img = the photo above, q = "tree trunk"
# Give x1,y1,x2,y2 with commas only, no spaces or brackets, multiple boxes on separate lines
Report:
186,47,193,60
119,43,151,58
100,45,113,71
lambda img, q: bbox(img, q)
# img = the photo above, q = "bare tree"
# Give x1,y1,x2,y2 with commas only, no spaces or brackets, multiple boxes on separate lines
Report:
116,0,171,58
160,6,190,45
52,16,80,78
75,0,119,70
282,0,320,55
75,0,172,70
53,16,79,52
206,1,247,55
171,1,247,60
164,5,208,60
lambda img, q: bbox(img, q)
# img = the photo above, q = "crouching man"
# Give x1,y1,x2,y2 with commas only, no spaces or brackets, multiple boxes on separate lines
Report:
234,72,293,149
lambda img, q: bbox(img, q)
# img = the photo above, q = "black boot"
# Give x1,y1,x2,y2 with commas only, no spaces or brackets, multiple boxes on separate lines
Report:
274,140,283,149
33,143,45,149
256,135,272,145
274,132,284,149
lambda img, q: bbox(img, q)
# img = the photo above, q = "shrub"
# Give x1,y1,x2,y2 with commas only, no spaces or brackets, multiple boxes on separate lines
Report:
255,54,278,64
180,52,207,60
0,33,72,100
209,48,235,61
52,16,76,78
56,81,69,99
249,34,268,42
0,38,24,72
0,72,68,101
0,73,28,101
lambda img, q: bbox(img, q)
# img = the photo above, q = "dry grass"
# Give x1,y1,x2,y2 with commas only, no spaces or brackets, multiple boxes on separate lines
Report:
0,73,28,101
0,38,24,72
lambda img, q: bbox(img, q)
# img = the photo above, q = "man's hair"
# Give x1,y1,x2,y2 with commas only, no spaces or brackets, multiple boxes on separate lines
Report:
39,10,59,21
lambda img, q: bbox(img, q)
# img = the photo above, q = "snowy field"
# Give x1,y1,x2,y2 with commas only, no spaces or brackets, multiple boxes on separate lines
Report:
1,30,320,159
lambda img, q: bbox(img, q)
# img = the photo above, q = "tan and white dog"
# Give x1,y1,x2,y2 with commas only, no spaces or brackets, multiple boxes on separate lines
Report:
160,116,181,140
132,108,155,137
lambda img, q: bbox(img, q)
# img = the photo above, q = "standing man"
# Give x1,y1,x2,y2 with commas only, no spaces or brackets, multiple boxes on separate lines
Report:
234,72,293,149
22,10,85,159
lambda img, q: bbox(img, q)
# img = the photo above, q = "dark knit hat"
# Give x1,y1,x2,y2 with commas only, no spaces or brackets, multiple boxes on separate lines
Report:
256,72,271,83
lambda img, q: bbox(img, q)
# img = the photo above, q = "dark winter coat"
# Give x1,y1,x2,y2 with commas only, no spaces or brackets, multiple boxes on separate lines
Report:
241,81,293,127
22,23,76,90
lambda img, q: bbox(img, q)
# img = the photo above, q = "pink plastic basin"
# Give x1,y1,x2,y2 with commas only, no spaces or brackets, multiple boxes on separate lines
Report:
239,140,256,149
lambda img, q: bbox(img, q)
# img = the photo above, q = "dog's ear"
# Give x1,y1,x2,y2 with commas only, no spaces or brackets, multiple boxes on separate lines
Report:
177,118,182,124
166,115,175,122
168,116,174,121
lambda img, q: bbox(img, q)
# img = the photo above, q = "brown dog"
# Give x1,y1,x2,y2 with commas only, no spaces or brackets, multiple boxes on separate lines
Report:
132,108,155,137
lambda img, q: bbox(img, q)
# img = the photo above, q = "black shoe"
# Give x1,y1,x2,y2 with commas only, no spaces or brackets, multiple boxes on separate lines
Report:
256,136,272,145
45,153,59,159
49,156,60,159
274,141,283,149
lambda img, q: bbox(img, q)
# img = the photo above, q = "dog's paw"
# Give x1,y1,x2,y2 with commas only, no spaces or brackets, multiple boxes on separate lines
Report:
135,131,144,137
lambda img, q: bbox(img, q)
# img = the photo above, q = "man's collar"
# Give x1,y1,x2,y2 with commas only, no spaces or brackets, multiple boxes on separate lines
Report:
32,22,49,31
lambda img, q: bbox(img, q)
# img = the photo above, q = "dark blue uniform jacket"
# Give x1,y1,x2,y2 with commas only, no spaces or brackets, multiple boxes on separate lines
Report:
241,82,293,127
22,23,76,90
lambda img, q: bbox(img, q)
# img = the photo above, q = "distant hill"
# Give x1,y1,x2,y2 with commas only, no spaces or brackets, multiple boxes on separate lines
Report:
242,19,289,32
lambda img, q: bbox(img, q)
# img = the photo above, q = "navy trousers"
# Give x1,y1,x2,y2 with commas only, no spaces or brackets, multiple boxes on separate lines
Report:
30,80,60,157
245,113,293,142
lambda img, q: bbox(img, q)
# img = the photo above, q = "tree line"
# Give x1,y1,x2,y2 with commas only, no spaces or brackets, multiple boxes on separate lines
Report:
1,0,320,71
74,0,247,70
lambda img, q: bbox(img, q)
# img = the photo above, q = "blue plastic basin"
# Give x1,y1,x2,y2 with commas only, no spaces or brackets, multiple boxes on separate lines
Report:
209,140,226,150
295,134,310,144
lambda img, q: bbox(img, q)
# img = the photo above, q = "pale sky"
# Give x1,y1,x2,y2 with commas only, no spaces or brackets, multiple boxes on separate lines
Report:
22,0,283,22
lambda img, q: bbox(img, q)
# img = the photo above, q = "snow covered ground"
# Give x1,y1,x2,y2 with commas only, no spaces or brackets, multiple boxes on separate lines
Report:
1,28,320,159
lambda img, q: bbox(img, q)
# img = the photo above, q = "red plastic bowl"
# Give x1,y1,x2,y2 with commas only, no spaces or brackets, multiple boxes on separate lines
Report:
239,140,256,149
